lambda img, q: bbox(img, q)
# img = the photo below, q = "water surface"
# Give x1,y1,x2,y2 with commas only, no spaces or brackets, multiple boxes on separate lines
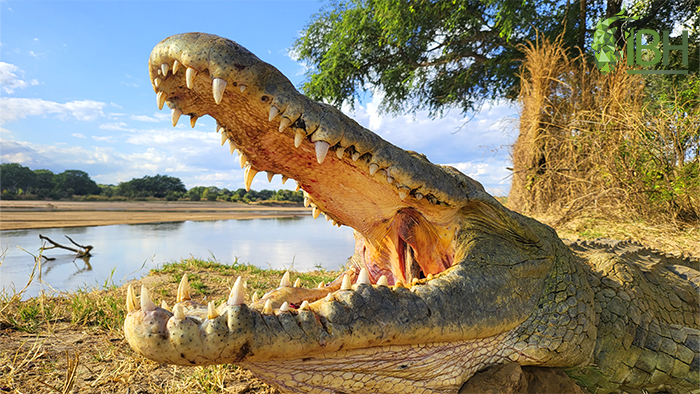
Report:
0,217,354,298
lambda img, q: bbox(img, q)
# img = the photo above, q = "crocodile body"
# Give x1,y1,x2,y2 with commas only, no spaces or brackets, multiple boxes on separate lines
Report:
124,33,699,394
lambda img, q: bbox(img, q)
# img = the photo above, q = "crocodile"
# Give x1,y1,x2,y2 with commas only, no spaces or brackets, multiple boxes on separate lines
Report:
124,33,700,394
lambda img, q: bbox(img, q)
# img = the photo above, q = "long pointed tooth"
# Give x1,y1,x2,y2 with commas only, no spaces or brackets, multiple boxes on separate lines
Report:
352,152,361,161
296,182,301,191
244,165,258,191
377,275,389,286
387,176,394,184
304,196,310,208
341,274,352,290
325,293,333,302
251,292,259,303
415,193,424,200
239,153,247,169
336,146,345,159
229,140,237,154
279,271,291,288
281,175,289,184
279,117,291,133
140,285,156,312
190,115,198,128
279,301,290,312
160,300,168,310
156,91,167,110
177,274,191,302
357,268,370,285
317,281,325,288
208,301,218,319
268,106,279,121
312,206,320,219
239,84,247,92
267,172,275,183
314,141,330,164
228,276,245,306
331,219,338,226
172,60,181,75
294,278,302,287
173,304,185,320
398,186,410,201
221,132,228,146
154,77,162,88
186,67,197,89
262,299,273,314
369,163,379,175
161,63,169,77
212,78,227,104
300,300,310,310
126,284,137,313
294,131,305,148
171,108,182,127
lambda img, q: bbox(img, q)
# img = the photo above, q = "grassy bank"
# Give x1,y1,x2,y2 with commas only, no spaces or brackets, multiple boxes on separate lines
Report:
0,257,338,394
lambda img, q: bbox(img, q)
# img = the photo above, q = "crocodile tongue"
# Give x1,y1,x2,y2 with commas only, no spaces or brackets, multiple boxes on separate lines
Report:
149,33,487,285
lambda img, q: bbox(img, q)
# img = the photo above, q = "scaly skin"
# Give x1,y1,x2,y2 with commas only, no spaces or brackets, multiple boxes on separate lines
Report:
124,33,699,394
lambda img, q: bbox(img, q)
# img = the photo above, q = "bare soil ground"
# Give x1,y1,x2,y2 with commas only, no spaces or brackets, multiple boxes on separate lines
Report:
0,200,310,231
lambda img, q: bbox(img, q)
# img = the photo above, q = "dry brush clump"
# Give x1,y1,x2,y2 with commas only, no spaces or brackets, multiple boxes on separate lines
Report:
509,36,699,228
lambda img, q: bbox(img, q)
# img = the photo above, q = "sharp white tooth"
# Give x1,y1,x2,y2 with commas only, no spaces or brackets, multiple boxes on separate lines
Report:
314,141,330,164
177,274,191,302
369,163,379,175
251,292,259,303
279,117,291,133
398,187,410,201
239,84,247,92
140,285,156,312
173,304,186,320
377,275,389,286
208,301,218,319
279,302,290,312
126,284,137,313
156,91,167,110
172,60,181,75
300,300,310,310
312,206,320,219
325,293,333,302
154,77,161,88
229,140,237,154
336,146,345,159
295,182,301,191
304,196,310,207
262,299,273,314
160,300,168,310
186,67,197,89
294,278,302,287
341,274,352,290
294,131,305,148
281,175,289,184
221,132,228,146
317,281,324,288
239,153,247,169
387,176,394,184
244,165,258,191
267,172,275,183
357,268,370,285
415,193,424,200
161,63,169,77
279,271,291,288
190,115,198,128
171,108,183,127
352,152,361,161
212,78,227,104
269,106,279,121
228,276,245,305
157,68,162,76
325,214,331,221
331,219,338,226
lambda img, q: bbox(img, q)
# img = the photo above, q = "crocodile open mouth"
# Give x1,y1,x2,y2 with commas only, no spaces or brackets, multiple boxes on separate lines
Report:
148,33,475,290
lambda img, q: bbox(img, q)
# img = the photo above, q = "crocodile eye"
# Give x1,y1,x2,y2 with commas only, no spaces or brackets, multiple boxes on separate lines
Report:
261,95,270,103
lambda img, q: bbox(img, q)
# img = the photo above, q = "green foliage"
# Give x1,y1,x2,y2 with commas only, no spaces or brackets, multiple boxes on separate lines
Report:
116,174,187,198
0,163,37,193
53,170,101,196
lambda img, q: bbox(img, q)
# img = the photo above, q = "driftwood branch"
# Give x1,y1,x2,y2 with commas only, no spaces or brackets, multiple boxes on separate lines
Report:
39,234,93,258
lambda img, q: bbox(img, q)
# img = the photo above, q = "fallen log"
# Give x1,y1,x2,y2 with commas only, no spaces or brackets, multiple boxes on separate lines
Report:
39,234,93,259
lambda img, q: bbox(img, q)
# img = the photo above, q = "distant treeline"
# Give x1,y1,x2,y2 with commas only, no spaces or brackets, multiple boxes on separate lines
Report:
0,163,303,203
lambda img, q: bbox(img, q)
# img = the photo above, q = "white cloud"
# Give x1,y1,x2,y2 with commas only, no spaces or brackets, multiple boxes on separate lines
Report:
130,114,163,123
72,133,87,139
0,97,106,124
0,62,31,94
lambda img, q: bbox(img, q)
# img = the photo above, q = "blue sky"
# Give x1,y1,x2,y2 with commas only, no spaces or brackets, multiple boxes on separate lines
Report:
1,1,517,195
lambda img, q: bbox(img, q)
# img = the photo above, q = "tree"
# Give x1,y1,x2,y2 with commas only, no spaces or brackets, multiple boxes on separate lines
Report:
292,0,698,117
116,174,187,198
33,169,56,190
0,163,36,193
54,170,101,196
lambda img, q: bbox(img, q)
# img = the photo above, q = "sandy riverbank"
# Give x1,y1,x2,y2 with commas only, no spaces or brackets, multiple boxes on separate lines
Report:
0,200,311,230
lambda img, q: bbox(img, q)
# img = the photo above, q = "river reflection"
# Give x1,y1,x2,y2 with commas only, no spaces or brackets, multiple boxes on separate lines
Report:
0,217,354,298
